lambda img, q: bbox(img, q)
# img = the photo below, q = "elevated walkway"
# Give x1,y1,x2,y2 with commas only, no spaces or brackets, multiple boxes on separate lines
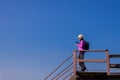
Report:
75,71,120,80
72,49,120,80
44,49,120,80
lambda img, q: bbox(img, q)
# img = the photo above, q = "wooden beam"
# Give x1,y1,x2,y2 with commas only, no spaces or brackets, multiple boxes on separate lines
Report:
109,54,120,58
110,64,120,68
76,59,107,63
75,49,108,52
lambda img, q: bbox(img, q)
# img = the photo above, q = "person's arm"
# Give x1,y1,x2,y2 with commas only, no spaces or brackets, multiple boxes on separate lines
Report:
80,40,84,48
75,42,79,46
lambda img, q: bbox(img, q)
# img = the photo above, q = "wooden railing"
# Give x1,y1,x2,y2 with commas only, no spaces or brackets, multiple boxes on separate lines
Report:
73,49,110,78
44,49,120,80
109,54,120,71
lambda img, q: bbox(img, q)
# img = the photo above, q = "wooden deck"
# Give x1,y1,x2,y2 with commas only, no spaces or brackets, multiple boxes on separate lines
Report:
76,71,120,80
72,50,120,80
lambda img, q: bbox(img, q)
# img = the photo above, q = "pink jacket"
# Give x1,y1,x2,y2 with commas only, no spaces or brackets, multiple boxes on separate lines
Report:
76,40,84,50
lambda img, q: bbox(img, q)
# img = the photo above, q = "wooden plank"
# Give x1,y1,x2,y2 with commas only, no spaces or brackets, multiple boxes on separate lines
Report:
76,71,120,76
110,64,120,68
76,71,108,79
76,71,120,79
76,59,107,63
76,50,108,52
76,71,107,76
109,54,120,58
110,72,120,75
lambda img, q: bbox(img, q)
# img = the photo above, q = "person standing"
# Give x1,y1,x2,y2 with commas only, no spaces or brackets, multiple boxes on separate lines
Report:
76,34,87,71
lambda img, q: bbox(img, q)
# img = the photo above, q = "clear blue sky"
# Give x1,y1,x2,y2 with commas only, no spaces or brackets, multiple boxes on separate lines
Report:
0,0,120,80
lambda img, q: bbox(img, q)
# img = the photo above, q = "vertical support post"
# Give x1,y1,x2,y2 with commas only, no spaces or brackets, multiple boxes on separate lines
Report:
73,50,77,78
106,50,110,75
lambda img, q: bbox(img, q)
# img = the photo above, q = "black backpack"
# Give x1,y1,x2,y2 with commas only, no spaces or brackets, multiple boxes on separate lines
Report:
83,40,89,50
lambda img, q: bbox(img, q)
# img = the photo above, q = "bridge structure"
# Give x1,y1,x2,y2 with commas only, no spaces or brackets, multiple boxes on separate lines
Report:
44,49,120,80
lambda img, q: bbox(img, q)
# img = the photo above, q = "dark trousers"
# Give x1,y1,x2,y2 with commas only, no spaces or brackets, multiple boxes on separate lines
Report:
78,51,86,70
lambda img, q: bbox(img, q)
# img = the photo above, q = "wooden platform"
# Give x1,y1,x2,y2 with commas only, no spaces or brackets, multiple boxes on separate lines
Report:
76,71,120,80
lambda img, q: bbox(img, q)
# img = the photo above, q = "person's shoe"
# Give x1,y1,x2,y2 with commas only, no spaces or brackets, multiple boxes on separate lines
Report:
81,67,88,72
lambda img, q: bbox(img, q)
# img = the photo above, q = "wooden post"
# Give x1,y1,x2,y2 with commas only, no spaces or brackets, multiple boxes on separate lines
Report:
106,50,110,75
73,50,77,78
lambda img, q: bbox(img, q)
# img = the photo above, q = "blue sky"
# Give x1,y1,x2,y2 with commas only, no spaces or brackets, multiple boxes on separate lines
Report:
0,0,120,80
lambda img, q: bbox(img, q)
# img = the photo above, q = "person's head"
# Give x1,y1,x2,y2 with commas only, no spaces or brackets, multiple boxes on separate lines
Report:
77,34,84,40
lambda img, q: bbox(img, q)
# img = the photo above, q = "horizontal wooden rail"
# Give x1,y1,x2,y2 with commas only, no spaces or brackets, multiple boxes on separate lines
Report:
75,49,108,52
76,59,107,63
110,64,120,68
109,54,120,58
